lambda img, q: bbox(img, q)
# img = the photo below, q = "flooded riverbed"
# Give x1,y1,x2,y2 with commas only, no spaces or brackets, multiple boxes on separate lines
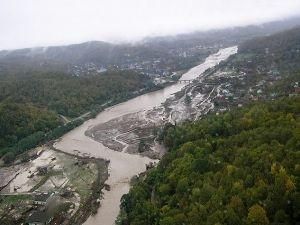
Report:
54,46,237,225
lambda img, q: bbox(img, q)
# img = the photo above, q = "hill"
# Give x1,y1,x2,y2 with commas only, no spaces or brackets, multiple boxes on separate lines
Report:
117,23,300,225
0,70,154,164
0,70,153,117
237,26,300,73
119,97,300,225
0,17,299,77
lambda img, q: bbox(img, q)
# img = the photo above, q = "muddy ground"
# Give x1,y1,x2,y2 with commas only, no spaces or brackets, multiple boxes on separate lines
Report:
85,65,244,162
0,146,108,225
85,79,219,160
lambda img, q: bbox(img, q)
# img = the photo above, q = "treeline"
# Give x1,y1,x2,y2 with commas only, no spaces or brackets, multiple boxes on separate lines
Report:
1,117,83,164
0,70,153,117
118,97,300,225
0,102,60,150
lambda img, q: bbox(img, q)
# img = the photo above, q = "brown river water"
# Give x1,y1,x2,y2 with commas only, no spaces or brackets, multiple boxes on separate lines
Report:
54,46,238,225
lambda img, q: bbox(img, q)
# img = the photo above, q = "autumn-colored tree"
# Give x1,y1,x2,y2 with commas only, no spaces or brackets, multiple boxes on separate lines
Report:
247,204,269,225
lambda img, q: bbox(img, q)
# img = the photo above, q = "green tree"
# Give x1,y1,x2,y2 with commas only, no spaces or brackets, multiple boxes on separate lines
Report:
247,204,269,225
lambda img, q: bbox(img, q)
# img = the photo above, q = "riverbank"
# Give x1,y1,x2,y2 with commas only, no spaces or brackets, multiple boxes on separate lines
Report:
0,71,178,168
54,46,238,225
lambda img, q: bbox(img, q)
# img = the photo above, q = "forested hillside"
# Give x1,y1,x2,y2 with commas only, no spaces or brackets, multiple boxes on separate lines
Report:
117,27,300,225
0,70,154,163
0,17,299,77
0,70,152,117
237,26,300,73
118,97,300,225
0,102,60,149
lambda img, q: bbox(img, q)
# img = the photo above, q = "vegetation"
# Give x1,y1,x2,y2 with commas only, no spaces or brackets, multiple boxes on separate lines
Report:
115,27,297,225
0,101,60,149
238,27,300,71
0,70,155,162
29,170,63,192
0,195,33,224
230,26,300,76
0,116,83,163
1,17,299,77
68,159,109,225
118,97,300,225
0,70,153,117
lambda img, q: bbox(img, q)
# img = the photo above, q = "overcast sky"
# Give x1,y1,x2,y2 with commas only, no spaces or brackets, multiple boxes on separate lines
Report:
0,0,300,50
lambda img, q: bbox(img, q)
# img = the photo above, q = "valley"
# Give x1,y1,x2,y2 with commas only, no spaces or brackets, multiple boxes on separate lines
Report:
0,46,237,224
54,46,237,225
0,18,299,225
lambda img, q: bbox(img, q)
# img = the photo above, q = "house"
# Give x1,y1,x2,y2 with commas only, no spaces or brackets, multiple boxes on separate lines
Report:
33,193,53,206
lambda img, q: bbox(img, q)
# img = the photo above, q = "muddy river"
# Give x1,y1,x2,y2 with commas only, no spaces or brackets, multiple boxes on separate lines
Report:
54,46,237,225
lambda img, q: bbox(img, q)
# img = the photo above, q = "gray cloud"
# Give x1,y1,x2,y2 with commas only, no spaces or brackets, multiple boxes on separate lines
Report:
0,0,300,50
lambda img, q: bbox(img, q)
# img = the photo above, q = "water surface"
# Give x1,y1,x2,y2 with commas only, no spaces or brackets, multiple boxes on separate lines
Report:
54,46,238,225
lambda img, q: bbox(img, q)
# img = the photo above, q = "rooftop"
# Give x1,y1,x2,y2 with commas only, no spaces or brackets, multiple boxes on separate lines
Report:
34,193,53,202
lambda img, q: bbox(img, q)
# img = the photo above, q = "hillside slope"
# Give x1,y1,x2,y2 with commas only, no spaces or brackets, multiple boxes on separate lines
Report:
118,25,300,225
119,97,300,225
0,70,154,164
0,17,299,77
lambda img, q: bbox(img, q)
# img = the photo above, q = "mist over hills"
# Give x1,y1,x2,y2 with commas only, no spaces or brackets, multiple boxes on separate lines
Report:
117,20,300,225
0,16,300,77
0,4,300,225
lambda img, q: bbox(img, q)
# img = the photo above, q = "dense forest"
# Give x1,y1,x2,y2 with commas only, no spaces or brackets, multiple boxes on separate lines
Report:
118,97,300,225
0,70,155,163
0,70,153,117
0,102,60,149
0,96,88,163
117,27,300,225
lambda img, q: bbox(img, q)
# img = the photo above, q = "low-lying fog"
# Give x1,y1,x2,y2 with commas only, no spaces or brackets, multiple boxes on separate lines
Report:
0,0,300,50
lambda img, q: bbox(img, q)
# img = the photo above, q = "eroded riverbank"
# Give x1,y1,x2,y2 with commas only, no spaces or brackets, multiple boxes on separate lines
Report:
54,46,238,225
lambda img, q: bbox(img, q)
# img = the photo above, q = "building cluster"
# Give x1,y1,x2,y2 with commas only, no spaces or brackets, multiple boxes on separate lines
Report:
67,45,217,79
198,64,299,114
69,63,107,77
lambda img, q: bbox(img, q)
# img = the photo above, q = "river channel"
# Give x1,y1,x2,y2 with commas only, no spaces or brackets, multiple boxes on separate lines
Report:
54,46,238,225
